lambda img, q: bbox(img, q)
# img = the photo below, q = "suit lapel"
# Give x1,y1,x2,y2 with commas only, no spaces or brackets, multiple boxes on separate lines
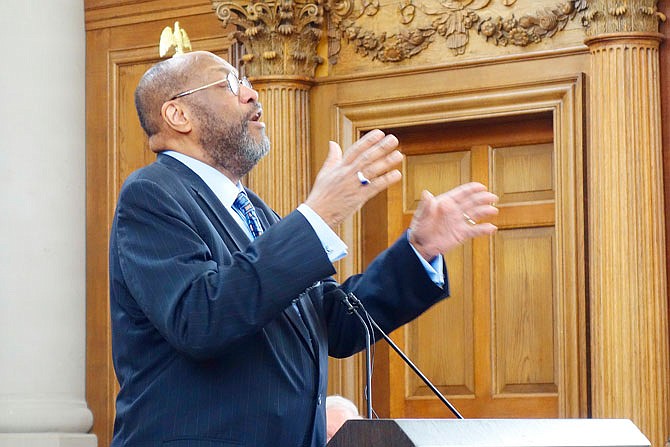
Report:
194,188,250,252
158,154,251,252
157,154,319,362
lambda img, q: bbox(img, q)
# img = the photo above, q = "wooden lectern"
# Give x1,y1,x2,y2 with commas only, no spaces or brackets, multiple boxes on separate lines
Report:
327,418,650,447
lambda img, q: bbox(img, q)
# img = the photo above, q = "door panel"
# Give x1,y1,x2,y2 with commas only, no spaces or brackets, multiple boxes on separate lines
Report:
368,114,559,419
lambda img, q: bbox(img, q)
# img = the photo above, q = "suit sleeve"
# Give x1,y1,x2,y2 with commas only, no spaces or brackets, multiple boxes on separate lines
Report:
112,178,336,360
323,232,450,358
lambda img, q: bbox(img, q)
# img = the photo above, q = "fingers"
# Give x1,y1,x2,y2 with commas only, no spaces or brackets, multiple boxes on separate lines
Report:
343,130,401,179
439,184,498,221
364,169,402,194
414,190,434,221
468,222,498,237
444,182,490,205
466,203,499,222
323,141,343,170
342,129,387,163
359,149,403,182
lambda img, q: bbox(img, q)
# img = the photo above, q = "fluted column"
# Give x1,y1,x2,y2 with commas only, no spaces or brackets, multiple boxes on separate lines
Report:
585,2,669,446
248,77,313,214
211,0,325,213
0,0,96,446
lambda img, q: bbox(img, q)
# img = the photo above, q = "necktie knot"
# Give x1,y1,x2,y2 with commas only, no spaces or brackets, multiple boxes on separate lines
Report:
233,191,264,238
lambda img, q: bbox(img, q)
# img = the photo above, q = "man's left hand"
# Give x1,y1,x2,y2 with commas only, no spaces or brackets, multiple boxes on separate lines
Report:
408,182,499,262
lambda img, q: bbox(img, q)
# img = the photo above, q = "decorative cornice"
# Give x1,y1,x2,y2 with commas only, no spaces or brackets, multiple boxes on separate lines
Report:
211,0,326,77
210,0,666,67
581,0,665,37
327,0,590,64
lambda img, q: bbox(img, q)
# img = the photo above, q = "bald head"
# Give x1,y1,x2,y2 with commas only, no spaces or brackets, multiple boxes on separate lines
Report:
134,51,229,137
326,395,362,441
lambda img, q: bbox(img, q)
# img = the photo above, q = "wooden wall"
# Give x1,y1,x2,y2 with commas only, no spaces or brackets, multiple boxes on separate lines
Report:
85,1,670,446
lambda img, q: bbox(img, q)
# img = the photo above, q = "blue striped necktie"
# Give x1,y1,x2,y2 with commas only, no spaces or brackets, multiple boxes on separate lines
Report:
233,191,264,238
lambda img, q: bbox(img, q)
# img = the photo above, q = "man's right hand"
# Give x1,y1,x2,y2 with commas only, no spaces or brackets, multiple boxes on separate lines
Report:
304,129,403,228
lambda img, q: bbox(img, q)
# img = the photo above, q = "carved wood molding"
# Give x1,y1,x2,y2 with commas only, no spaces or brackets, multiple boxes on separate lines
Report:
210,0,666,68
211,0,326,77
326,0,589,64
582,0,665,36
85,0,212,30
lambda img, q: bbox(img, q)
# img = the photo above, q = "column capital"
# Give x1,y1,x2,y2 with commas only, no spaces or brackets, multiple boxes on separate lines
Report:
211,0,326,78
583,0,665,38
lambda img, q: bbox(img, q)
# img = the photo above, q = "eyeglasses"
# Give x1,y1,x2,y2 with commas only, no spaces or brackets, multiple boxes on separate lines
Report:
170,71,252,100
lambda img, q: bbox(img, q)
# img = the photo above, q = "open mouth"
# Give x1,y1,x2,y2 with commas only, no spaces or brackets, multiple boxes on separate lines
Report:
249,108,263,122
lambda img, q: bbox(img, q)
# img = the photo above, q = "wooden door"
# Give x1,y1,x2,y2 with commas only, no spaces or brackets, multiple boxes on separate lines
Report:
366,113,563,419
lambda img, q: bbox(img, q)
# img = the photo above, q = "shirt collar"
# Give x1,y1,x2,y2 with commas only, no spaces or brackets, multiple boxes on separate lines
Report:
162,150,243,208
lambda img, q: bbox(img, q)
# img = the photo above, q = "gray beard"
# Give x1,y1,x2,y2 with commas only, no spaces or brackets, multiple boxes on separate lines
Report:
194,103,270,178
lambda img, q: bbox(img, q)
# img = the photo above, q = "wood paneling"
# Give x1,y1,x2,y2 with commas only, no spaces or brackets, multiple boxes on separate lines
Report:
404,151,471,212
494,227,557,396
493,143,554,204
393,118,560,418
405,151,475,398
85,0,213,30
314,72,586,420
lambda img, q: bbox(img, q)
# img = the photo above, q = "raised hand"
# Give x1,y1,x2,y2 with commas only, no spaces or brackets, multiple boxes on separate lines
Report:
409,183,499,261
305,129,403,228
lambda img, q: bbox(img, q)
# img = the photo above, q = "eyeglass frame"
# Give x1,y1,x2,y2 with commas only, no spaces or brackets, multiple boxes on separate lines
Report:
170,71,252,100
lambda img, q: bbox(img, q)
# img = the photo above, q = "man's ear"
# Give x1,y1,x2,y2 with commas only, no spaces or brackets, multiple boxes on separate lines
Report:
161,100,193,133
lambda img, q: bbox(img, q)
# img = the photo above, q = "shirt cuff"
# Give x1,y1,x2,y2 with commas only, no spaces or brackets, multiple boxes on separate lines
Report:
297,204,348,262
407,232,445,287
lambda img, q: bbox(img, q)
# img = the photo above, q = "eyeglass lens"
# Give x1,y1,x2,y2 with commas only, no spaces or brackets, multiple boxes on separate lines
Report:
227,71,252,96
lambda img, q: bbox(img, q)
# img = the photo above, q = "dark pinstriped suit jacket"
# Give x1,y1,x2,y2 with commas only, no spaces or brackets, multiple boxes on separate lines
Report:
109,153,449,447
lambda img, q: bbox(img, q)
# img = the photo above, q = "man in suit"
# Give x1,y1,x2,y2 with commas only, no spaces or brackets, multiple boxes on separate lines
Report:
109,50,497,447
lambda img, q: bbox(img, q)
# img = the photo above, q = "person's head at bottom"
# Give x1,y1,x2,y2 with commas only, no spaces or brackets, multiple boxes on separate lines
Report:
326,395,363,442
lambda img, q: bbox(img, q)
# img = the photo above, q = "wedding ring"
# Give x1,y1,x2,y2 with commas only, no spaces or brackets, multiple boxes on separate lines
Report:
463,213,476,225
357,171,370,185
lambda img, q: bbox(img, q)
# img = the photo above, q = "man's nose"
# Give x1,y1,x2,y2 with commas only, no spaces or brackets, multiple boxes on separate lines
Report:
238,83,258,103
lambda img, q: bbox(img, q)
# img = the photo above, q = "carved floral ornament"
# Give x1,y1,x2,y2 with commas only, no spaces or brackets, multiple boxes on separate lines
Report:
211,0,666,73
212,0,327,76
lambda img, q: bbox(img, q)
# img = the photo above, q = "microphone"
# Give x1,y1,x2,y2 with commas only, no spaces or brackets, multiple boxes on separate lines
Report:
333,289,374,419
346,292,464,419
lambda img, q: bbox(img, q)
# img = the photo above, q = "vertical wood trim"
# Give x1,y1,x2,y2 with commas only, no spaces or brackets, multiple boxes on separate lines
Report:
472,144,494,409
660,8,670,377
86,27,115,447
586,34,670,447
553,76,587,417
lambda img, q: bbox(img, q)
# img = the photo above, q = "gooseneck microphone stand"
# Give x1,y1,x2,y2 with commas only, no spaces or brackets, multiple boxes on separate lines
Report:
340,291,374,419
346,293,464,420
